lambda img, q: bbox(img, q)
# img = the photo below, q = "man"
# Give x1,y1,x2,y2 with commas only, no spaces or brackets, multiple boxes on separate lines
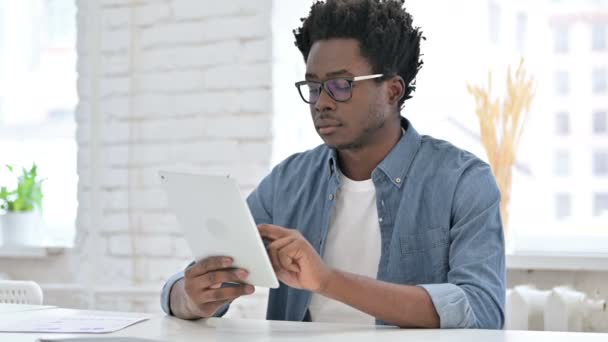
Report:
161,0,505,329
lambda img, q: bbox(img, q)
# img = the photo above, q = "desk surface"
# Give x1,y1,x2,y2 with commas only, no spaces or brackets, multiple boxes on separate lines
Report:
1,308,608,342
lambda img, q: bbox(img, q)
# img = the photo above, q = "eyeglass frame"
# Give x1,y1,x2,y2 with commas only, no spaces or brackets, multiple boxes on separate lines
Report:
294,74,385,104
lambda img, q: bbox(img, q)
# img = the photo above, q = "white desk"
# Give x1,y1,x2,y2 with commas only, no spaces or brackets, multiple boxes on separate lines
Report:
1,308,608,342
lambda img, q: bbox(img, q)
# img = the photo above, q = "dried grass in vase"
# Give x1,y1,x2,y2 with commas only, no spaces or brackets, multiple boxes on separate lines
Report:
467,59,535,237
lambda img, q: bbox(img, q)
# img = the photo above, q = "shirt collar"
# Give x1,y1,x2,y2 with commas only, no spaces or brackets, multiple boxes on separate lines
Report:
327,116,422,188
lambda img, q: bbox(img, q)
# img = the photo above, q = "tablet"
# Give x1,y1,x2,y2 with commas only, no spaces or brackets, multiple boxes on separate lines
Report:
159,170,279,289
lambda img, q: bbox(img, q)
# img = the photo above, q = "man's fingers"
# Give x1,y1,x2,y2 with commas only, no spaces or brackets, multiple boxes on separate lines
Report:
200,285,255,303
267,236,297,253
278,244,301,273
184,269,249,299
267,237,297,272
197,269,249,289
278,239,303,273
268,240,285,273
185,256,233,279
269,242,280,273
258,224,295,240
267,237,301,273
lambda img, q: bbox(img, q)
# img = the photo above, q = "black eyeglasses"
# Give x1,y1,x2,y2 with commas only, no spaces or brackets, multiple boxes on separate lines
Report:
294,74,384,104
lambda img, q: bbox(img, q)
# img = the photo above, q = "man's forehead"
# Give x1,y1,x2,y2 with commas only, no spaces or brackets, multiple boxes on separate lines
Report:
305,40,370,78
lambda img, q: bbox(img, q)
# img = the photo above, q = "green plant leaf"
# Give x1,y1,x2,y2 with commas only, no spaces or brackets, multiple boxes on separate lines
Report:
0,163,44,213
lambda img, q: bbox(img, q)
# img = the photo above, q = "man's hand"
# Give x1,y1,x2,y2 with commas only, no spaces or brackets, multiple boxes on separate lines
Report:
174,256,255,319
258,224,333,292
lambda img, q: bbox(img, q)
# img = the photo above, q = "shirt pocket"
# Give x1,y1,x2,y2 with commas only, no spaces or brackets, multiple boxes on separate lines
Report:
399,227,450,283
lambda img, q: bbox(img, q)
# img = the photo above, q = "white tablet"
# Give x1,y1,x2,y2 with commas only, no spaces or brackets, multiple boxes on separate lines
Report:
159,170,279,289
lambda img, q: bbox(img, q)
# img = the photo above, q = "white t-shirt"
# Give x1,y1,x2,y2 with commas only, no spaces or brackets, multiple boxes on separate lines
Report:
308,173,382,325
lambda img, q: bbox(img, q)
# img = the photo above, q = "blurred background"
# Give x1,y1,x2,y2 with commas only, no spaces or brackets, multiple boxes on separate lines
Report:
0,0,607,332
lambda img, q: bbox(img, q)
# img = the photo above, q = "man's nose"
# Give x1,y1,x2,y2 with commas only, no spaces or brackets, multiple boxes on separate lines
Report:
314,87,336,112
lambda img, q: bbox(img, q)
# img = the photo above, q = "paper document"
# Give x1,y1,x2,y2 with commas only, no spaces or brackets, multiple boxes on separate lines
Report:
0,308,149,333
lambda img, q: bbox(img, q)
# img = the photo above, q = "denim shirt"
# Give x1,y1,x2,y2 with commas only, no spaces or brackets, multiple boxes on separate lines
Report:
161,117,506,329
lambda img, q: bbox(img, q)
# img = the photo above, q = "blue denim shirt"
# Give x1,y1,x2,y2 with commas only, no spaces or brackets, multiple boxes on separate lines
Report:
161,117,505,329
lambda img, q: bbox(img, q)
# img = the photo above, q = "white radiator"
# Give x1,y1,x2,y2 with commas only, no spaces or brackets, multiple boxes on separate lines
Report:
506,285,608,332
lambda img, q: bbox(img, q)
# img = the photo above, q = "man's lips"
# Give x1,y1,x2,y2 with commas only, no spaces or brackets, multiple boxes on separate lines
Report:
316,124,341,135
315,117,342,135
315,118,341,128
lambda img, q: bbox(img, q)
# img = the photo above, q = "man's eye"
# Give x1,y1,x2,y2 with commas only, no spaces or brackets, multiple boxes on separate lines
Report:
330,80,350,89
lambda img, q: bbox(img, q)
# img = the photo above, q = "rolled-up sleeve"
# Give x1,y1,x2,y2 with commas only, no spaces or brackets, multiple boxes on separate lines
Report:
419,161,506,329
160,269,186,316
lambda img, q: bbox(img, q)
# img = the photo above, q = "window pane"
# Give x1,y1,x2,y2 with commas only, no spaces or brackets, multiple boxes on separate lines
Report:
594,111,608,134
555,193,572,220
555,70,570,95
592,23,607,51
46,0,77,46
594,194,608,217
516,12,528,53
488,1,501,44
555,112,570,136
0,0,77,244
554,150,570,177
553,24,569,53
593,68,607,94
593,150,608,176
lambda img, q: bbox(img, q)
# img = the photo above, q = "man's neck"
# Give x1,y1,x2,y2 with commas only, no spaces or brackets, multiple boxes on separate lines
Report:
337,119,403,181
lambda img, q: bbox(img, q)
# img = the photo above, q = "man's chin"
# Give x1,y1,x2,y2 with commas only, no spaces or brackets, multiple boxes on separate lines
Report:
321,136,342,148
322,138,362,151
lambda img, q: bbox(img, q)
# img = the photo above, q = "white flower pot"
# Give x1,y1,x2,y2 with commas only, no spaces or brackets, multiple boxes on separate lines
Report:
0,211,41,246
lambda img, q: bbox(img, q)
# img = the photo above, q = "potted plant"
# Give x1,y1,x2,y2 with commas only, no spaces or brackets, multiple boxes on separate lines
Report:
0,164,44,245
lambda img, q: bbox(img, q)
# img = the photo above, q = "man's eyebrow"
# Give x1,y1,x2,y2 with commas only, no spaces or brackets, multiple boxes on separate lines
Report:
305,69,353,80
325,69,353,77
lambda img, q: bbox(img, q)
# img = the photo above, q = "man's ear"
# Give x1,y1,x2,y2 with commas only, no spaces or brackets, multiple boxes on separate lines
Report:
387,76,406,106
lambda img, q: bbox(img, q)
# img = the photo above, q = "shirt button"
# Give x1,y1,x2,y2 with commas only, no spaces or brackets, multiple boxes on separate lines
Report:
328,194,334,200
379,217,383,223
395,177,402,184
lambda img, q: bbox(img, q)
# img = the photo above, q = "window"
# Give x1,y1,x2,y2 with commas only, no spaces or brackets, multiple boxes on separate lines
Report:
0,0,77,245
555,112,570,136
594,150,608,176
594,193,608,217
593,68,607,94
488,1,501,44
46,0,77,45
592,23,607,51
555,193,572,220
594,111,607,134
553,24,569,53
554,150,570,177
555,70,570,96
516,12,528,53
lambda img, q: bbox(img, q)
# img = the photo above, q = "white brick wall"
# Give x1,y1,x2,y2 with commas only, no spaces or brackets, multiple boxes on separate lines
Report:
74,0,273,312
0,0,273,315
